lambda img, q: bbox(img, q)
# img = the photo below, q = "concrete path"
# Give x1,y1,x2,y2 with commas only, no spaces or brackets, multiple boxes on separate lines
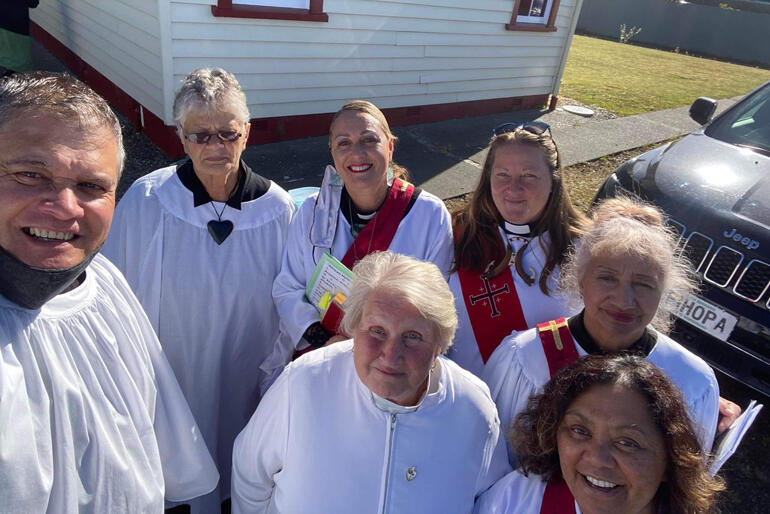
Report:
244,96,740,200
30,38,741,200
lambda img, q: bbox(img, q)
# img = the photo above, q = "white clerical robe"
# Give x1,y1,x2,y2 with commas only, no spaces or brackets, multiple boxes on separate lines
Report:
447,230,574,377
482,323,720,462
263,166,454,384
0,254,218,513
232,340,510,514
474,470,582,514
102,164,294,513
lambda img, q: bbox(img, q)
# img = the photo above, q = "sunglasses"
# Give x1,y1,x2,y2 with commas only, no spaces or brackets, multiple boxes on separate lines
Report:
491,121,552,138
184,130,243,145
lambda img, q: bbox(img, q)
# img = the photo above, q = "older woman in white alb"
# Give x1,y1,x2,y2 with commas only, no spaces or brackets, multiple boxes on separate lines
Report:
103,68,294,513
232,251,510,514
483,197,721,461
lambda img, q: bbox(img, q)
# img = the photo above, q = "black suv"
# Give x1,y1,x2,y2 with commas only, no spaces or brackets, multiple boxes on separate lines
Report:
594,81,770,399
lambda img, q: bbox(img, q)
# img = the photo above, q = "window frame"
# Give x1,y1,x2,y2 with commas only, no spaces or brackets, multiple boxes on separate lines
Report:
506,0,560,32
212,0,328,22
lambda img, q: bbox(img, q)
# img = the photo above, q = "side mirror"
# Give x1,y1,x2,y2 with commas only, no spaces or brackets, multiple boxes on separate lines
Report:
689,97,718,125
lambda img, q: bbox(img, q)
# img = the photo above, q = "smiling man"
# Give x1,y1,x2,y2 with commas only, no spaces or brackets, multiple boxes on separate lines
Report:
0,72,218,512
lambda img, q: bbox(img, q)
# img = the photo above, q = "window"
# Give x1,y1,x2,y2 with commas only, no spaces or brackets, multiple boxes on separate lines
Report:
506,0,560,32
212,0,328,22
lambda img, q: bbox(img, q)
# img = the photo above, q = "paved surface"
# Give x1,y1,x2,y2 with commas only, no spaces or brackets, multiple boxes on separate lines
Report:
244,97,739,200
29,39,740,200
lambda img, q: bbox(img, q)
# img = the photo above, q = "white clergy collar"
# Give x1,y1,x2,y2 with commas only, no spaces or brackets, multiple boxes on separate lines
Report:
371,359,442,414
502,221,532,236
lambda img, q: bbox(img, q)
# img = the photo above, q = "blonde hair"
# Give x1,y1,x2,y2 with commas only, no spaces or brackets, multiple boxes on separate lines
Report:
560,196,698,333
341,251,457,353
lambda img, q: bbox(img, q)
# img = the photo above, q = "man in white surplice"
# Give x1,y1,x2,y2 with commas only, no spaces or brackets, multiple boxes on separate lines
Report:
0,72,218,513
103,68,294,514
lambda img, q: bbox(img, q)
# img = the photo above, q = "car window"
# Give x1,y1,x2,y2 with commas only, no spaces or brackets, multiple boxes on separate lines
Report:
706,84,770,156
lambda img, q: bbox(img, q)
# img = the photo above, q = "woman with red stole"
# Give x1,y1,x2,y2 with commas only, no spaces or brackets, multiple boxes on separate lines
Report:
474,354,723,514
262,100,453,387
448,122,585,377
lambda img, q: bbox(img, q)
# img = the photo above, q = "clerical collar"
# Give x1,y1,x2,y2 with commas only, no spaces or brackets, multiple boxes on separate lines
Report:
501,220,535,237
372,361,441,414
568,310,657,357
0,243,96,310
340,185,421,238
176,158,270,209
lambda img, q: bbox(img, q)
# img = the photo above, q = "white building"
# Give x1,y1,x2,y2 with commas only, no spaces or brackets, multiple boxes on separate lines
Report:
31,0,583,156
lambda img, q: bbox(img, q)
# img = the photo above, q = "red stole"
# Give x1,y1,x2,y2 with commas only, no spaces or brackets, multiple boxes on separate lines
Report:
458,265,527,363
537,320,580,513
340,178,415,269
537,318,580,378
540,473,576,514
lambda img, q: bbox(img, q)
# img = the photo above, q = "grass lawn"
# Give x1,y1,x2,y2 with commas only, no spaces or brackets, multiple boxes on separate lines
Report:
560,35,770,116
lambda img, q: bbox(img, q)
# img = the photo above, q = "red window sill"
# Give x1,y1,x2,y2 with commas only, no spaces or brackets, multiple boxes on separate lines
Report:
211,4,328,22
505,22,557,32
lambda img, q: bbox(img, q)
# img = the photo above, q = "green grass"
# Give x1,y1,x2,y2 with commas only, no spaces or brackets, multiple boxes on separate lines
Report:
560,35,770,116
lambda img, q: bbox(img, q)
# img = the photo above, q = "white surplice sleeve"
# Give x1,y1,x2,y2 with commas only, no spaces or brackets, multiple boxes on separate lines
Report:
271,196,322,349
231,366,291,514
482,330,546,464
102,256,220,501
419,193,454,279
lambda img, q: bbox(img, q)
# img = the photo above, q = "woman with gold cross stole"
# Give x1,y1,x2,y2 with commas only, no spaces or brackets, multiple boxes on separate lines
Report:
482,197,721,466
447,122,585,377
262,101,453,390
474,355,723,514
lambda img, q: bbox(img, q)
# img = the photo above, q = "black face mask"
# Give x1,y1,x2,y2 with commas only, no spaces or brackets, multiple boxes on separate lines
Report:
0,244,98,310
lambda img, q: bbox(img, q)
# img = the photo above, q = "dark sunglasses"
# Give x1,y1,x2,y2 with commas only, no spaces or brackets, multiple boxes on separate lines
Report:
491,121,552,138
184,130,243,144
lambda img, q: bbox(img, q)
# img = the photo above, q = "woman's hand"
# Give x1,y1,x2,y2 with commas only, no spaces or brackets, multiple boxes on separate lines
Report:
717,396,741,433
324,334,348,347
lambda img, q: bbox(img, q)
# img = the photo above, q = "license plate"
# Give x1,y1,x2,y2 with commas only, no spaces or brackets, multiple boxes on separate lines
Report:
672,293,738,342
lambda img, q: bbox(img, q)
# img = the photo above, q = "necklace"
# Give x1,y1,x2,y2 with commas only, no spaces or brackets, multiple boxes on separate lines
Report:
207,200,234,245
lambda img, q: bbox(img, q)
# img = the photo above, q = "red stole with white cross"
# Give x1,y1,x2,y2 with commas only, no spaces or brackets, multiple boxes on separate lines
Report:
458,265,527,363
537,318,580,378
540,473,576,514
340,178,414,269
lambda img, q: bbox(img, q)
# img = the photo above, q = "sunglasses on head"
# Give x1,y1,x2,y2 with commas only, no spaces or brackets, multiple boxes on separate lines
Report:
492,121,552,138
184,130,243,145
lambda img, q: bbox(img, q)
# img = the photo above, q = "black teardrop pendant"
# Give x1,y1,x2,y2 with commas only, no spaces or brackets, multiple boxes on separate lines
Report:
207,219,234,245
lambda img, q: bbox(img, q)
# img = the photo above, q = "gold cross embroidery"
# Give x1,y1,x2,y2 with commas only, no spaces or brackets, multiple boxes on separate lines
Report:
539,319,568,350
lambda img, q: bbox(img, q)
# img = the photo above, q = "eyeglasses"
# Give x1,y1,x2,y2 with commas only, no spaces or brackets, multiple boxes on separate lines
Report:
183,130,243,145
491,121,552,138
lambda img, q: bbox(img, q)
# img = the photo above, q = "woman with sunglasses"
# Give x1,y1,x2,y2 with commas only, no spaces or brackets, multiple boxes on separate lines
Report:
103,68,294,514
447,122,586,377
260,100,454,388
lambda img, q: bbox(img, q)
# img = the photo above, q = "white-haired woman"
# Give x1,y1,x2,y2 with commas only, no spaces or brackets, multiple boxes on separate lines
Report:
261,100,453,384
483,197,722,464
232,252,510,514
103,68,294,513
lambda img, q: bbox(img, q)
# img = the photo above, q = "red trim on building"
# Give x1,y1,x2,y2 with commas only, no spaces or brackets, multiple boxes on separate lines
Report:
31,21,550,159
212,0,328,22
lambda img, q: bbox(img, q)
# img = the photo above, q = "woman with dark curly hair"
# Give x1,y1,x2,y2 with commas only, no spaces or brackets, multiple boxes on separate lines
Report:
447,123,585,376
475,354,724,514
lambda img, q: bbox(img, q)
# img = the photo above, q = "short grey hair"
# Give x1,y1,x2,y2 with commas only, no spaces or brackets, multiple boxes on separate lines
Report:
341,251,458,353
560,196,698,334
173,68,250,136
0,71,125,174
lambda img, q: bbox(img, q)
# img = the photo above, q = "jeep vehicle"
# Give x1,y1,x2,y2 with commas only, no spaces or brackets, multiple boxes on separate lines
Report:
594,81,770,398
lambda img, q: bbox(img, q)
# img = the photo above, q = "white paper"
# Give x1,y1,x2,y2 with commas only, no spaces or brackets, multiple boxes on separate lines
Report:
304,252,353,314
710,400,763,474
